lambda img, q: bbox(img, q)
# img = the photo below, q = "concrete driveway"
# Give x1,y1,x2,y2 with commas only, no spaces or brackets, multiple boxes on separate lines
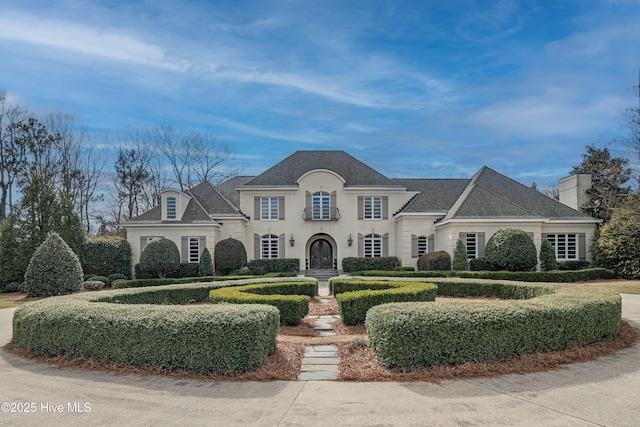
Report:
1,295,639,426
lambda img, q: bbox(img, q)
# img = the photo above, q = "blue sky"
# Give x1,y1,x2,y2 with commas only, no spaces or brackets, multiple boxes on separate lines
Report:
1,0,639,188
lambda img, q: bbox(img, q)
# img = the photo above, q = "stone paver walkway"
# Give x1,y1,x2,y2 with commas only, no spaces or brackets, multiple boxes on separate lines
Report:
297,310,341,380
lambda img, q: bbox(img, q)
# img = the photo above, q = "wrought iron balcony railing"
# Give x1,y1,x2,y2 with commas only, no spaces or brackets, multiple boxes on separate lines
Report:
302,207,341,221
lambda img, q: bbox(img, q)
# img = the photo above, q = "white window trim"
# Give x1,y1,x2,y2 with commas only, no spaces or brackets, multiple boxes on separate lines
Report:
364,233,382,258
260,197,279,220
363,196,383,220
188,236,200,262
166,196,177,220
547,234,578,260
466,233,478,259
261,234,279,259
417,236,428,256
312,191,330,220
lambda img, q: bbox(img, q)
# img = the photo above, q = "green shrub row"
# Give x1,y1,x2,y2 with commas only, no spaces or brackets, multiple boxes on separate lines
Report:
134,262,202,280
246,258,300,275
365,280,621,370
330,278,437,325
11,278,306,374
112,272,297,289
341,257,400,273
209,281,317,325
352,268,616,282
82,236,131,278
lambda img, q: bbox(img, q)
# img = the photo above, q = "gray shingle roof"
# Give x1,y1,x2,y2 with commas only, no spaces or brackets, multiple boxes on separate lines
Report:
392,179,470,212
216,176,255,208
187,181,241,216
446,167,595,221
126,181,245,225
243,151,403,188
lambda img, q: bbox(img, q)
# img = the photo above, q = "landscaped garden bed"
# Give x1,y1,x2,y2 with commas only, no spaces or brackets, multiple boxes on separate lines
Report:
6,276,636,381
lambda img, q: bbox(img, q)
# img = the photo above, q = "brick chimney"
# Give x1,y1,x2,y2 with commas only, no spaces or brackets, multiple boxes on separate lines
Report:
559,174,591,211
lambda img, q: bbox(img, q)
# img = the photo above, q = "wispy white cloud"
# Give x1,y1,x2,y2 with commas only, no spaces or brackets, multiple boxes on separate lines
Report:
0,11,187,71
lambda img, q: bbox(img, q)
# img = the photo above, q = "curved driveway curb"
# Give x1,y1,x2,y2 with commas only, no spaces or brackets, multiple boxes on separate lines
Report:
1,295,639,426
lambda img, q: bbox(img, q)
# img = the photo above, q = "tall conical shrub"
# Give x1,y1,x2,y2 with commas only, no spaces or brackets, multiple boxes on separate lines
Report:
452,239,469,271
199,247,214,276
24,232,84,297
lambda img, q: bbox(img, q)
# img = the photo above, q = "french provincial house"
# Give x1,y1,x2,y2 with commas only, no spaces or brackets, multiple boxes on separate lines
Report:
124,150,599,276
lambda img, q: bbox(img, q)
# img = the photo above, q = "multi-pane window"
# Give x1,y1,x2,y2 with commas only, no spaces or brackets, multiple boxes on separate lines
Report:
363,196,382,220
364,233,382,258
261,234,279,259
417,236,428,256
547,234,577,260
260,197,279,220
312,191,330,220
188,237,200,262
166,197,176,219
466,233,478,259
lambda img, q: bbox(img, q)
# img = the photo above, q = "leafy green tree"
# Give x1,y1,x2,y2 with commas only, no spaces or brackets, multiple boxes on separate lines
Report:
593,193,640,279
214,238,247,276
24,232,84,297
452,240,469,271
572,145,631,222
199,247,214,276
139,238,180,279
485,229,537,272
539,239,558,271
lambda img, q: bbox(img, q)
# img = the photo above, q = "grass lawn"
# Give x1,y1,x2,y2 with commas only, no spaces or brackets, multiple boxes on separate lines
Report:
586,280,640,295
0,293,21,309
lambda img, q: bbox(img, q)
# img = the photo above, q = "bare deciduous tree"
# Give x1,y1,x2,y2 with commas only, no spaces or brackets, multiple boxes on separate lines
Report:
0,89,29,219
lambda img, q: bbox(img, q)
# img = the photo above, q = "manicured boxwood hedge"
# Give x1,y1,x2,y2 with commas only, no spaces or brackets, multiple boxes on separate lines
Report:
330,278,437,325
365,278,621,370
247,258,300,275
11,278,315,374
341,257,400,273
209,281,317,325
112,272,297,289
352,268,616,282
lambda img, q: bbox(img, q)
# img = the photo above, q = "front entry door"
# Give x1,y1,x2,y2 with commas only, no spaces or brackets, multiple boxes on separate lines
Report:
310,239,333,269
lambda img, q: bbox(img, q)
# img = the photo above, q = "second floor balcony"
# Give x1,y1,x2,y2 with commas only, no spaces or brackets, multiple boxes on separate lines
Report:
303,207,341,221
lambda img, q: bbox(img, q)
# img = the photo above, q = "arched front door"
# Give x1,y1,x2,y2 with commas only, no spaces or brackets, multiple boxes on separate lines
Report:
309,239,333,269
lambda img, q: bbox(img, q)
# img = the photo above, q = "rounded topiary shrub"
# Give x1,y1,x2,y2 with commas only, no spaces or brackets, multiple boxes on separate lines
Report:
539,239,558,271
417,251,451,271
139,238,180,279
214,238,247,276
485,228,537,272
83,280,105,291
24,232,84,297
199,247,214,276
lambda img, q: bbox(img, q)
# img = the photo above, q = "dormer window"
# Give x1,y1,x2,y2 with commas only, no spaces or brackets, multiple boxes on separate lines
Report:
166,197,177,219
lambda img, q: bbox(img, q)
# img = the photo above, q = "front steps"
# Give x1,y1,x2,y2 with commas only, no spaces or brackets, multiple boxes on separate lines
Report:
305,269,339,280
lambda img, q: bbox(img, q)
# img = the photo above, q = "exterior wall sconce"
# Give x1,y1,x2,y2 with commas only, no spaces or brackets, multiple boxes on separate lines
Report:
348,233,353,246
289,234,295,247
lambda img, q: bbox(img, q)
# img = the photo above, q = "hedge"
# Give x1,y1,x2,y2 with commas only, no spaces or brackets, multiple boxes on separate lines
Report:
112,272,297,289
341,257,400,273
330,278,437,325
247,258,300,275
11,278,313,374
82,236,131,278
209,281,317,325
365,278,621,370
352,268,616,282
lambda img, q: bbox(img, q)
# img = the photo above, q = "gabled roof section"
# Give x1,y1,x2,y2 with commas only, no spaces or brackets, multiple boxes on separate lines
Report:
186,181,242,217
217,176,255,208
393,179,470,213
243,151,403,188
445,167,596,221
126,180,245,225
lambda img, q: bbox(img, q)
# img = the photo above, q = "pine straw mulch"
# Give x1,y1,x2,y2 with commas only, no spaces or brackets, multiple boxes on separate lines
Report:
3,340,306,382
4,294,638,383
337,320,638,383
